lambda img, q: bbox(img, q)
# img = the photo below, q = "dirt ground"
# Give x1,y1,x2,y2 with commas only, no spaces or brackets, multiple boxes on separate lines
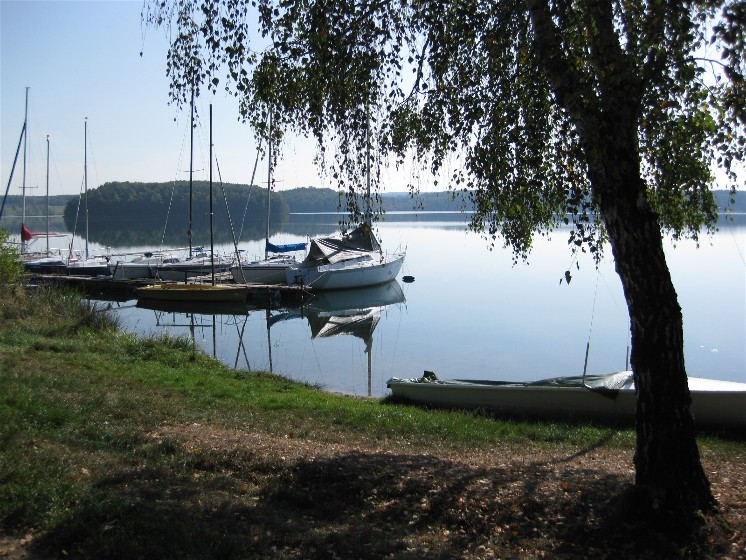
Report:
2,424,744,559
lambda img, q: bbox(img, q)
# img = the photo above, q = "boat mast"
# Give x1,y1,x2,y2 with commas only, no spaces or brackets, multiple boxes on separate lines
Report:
364,108,371,228
188,85,194,259
0,117,26,222
21,87,29,252
209,104,215,286
22,88,29,226
84,118,89,259
265,112,272,260
46,135,50,255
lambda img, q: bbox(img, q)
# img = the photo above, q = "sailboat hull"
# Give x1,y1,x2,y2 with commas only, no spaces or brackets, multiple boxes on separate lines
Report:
231,256,298,285
25,256,112,277
156,255,231,281
109,253,180,279
287,253,405,290
110,263,158,280
23,257,68,274
65,255,112,277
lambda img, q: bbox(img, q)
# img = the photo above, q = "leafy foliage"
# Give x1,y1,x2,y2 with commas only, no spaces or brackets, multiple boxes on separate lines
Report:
143,0,743,260
0,229,24,291
141,0,746,516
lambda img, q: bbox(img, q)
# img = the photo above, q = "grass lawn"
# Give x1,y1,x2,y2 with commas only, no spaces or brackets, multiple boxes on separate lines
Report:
1,285,744,559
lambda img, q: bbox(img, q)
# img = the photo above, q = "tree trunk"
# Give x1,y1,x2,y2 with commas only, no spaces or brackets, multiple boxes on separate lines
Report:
525,0,716,518
588,120,716,517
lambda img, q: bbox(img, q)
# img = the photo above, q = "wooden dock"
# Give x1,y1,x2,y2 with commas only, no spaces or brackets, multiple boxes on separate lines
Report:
27,273,311,306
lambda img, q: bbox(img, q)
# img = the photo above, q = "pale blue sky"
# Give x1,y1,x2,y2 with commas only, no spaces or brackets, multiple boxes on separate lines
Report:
1,0,330,197
6,1,735,203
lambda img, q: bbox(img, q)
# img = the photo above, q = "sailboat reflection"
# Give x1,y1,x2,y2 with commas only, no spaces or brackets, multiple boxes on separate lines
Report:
135,280,406,395
297,280,406,395
136,298,253,316
137,297,254,361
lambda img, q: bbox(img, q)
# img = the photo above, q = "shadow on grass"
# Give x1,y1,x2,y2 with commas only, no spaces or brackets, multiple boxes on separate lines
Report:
29,439,729,560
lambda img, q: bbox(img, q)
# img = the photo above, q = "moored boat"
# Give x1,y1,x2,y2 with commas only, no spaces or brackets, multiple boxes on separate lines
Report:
284,115,405,290
109,251,180,279
64,252,111,277
232,251,302,285
156,250,231,281
286,225,405,290
135,105,247,305
135,283,249,303
231,121,306,285
386,371,746,430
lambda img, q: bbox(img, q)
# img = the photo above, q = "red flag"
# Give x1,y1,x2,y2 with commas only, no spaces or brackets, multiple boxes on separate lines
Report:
21,223,34,241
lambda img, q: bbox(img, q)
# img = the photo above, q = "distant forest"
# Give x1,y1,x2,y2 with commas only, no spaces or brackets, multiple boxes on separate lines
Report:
60,181,290,246
2,184,743,246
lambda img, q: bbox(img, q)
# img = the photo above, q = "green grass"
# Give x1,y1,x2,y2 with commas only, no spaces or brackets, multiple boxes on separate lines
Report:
1,286,742,559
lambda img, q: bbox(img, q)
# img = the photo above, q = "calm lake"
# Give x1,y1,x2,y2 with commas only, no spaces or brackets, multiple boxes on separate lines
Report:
41,212,746,397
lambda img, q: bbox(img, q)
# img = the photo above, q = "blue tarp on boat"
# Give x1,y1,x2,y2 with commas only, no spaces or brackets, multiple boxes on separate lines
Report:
266,240,307,253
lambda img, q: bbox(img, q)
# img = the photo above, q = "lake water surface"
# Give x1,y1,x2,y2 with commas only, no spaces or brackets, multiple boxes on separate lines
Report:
89,212,746,397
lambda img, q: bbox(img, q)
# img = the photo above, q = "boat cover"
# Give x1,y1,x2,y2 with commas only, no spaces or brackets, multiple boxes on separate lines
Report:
393,371,636,399
266,240,307,253
298,225,382,266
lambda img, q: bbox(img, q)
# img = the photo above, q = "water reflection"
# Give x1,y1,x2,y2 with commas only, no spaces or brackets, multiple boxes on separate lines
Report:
71,212,746,395
122,281,407,396
301,282,406,395
137,298,254,317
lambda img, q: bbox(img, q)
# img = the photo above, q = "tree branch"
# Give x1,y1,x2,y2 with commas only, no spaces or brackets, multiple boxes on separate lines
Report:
523,0,597,126
584,0,641,112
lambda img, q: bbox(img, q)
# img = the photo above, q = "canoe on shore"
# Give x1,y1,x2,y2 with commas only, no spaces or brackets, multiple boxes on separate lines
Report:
386,371,746,430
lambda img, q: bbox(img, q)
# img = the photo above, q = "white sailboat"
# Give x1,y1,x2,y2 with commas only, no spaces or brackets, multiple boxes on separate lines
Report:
155,91,231,282
21,134,69,272
137,105,248,303
231,116,306,285
64,118,111,277
109,250,181,279
156,249,231,282
285,122,405,290
24,118,110,277
3,89,67,268
285,225,405,289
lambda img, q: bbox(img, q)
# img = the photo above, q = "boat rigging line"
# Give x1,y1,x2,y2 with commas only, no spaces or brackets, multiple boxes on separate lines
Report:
582,268,600,386
237,145,262,244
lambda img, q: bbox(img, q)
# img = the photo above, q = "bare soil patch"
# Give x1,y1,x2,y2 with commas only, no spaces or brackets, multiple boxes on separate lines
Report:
3,424,743,559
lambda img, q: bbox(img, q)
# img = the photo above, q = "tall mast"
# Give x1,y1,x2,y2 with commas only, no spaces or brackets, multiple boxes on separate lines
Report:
22,88,29,225
209,104,215,286
364,108,371,227
46,135,50,255
0,115,27,222
265,112,272,260
21,87,29,252
84,118,89,259
188,85,194,259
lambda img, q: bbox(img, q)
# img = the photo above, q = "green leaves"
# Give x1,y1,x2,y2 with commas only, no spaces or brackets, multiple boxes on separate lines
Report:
144,0,744,256
0,229,24,291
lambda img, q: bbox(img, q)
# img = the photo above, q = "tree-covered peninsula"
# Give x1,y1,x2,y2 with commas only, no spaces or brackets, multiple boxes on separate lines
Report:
62,181,288,247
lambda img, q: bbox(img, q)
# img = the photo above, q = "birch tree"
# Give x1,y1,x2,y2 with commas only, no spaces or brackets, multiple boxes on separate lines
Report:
144,0,745,519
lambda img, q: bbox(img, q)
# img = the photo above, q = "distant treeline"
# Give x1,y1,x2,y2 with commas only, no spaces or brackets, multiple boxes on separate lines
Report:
5,185,742,218
0,195,73,218
61,181,287,246
2,184,743,246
